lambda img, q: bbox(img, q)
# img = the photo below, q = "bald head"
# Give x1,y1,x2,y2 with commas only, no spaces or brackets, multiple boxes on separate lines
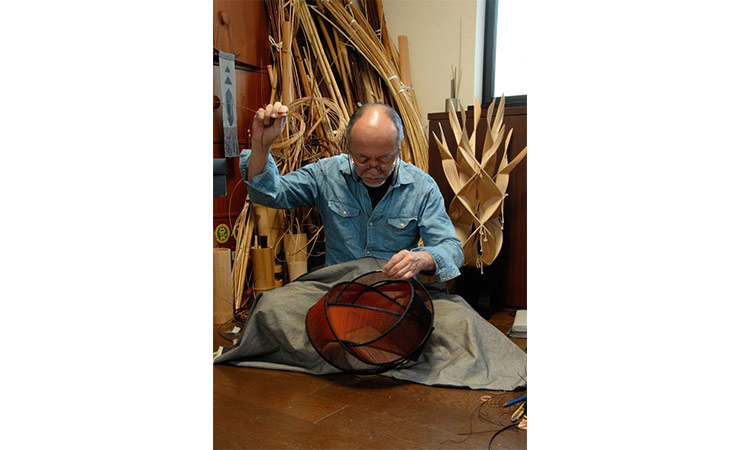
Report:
346,103,404,151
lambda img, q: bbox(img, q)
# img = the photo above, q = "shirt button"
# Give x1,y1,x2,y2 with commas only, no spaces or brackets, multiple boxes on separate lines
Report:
366,251,371,255
369,222,373,226
343,211,347,215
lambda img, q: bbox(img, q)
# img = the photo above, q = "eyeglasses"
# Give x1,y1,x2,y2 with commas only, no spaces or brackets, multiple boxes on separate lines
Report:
350,150,399,172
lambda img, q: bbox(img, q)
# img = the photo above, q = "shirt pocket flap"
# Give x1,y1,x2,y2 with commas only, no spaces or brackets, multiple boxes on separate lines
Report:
328,200,360,218
387,217,417,229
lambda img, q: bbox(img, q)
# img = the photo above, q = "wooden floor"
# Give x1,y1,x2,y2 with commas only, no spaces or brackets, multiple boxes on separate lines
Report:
214,309,527,449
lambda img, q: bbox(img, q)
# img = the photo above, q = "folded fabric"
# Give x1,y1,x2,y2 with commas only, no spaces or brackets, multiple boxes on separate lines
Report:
213,257,527,391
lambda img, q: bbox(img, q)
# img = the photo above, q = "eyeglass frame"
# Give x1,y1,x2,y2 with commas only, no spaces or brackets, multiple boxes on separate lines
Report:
348,148,400,172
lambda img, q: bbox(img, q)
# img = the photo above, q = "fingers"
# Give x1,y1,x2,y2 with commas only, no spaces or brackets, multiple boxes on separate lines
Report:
254,102,289,127
382,252,404,277
252,103,290,150
265,102,289,121
382,250,419,280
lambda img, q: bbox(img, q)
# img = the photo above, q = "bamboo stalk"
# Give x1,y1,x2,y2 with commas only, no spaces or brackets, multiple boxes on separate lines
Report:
267,64,278,104
333,29,354,115
281,20,295,105
398,35,411,86
293,42,311,98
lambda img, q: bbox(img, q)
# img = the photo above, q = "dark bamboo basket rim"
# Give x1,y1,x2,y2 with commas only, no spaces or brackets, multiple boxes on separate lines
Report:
305,270,435,374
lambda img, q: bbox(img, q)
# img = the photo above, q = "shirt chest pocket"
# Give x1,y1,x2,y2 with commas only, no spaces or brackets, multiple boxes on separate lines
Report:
327,200,361,237
386,216,419,243
328,200,360,218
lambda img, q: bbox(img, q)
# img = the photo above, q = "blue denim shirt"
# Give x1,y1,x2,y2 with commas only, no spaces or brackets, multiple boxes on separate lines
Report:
240,150,463,281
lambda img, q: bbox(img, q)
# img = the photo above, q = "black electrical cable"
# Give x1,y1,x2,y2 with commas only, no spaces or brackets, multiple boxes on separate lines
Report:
487,423,519,450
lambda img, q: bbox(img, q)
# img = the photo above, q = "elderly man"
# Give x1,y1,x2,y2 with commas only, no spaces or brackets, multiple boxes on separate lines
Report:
240,101,463,282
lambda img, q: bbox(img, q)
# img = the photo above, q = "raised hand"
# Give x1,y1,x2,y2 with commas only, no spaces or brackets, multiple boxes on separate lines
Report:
252,102,289,153
247,102,289,180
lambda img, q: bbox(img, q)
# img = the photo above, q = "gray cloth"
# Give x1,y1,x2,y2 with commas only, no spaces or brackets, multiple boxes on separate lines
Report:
214,258,527,391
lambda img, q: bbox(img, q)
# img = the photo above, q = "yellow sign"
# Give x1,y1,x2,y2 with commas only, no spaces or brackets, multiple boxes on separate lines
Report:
214,224,230,244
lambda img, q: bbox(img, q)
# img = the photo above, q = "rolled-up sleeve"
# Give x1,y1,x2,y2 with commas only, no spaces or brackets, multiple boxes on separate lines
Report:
239,149,319,209
411,178,464,282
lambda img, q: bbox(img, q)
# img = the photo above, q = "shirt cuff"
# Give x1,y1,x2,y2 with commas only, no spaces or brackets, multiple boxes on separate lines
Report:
411,247,460,282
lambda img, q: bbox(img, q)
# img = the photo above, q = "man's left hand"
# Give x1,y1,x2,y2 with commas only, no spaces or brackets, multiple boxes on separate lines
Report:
382,250,435,280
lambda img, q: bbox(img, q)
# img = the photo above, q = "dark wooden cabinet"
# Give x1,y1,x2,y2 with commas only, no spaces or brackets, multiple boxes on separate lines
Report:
213,0,270,68
428,99,527,310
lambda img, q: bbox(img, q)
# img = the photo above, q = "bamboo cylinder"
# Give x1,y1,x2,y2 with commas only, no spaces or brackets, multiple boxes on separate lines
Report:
281,20,294,104
398,35,411,86
213,248,233,325
253,204,284,254
251,246,276,296
254,204,270,238
284,232,308,281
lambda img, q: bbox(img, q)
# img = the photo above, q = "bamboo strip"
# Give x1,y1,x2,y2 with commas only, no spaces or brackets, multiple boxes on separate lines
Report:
482,96,507,173
333,29,354,115
314,9,340,74
231,201,254,311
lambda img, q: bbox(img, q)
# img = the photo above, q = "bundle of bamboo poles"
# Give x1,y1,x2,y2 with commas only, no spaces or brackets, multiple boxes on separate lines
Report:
311,0,427,171
264,0,425,169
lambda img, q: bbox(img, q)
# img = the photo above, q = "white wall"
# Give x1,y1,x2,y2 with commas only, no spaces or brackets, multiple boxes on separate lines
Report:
383,0,486,137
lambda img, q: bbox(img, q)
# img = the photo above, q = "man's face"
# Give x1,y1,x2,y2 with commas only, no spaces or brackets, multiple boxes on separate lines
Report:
348,109,399,187
349,146,399,187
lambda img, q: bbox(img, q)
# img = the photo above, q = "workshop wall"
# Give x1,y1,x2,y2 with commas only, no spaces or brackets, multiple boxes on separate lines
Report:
213,0,271,251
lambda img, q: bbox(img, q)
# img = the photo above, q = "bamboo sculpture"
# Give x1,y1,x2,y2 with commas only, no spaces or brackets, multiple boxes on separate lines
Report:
432,96,527,269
